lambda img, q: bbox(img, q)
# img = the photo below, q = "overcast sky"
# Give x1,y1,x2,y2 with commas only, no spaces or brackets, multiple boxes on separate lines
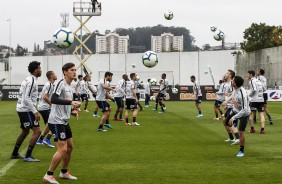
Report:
0,0,281,51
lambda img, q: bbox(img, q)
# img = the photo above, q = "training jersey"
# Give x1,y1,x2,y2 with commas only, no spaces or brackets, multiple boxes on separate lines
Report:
143,82,151,95
70,80,77,94
159,79,168,95
48,79,73,125
135,81,142,94
193,81,202,97
248,77,264,102
16,75,38,114
231,86,251,120
257,75,267,93
125,80,136,99
96,79,110,101
77,80,88,94
38,82,54,111
114,79,126,98
225,80,234,109
216,83,228,102
86,81,97,94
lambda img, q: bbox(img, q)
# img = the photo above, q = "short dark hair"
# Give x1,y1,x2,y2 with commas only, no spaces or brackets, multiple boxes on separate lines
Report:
62,62,75,73
28,61,41,73
228,69,235,79
122,74,128,80
247,70,255,77
162,73,166,79
219,80,223,84
259,69,265,75
130,73,136,79
147,79,151,82
104,71,113,78
233,76,244,87
78,75,83,79
46,71,53,79
190,75,196,80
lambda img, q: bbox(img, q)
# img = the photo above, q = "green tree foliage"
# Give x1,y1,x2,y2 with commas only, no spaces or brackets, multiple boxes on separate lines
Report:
240,23,282,52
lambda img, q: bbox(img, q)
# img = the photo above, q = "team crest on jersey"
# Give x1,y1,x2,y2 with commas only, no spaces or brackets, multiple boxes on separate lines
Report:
60,132,66,139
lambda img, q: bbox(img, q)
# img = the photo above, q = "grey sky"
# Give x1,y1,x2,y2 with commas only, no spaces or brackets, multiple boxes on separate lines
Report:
0,0,281,50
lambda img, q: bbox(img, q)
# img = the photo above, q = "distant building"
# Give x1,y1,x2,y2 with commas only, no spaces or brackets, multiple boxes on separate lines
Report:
96,33,129,54
151,33,184,52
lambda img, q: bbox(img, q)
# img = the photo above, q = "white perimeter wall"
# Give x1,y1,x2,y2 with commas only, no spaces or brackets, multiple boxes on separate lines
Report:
9,50,235,85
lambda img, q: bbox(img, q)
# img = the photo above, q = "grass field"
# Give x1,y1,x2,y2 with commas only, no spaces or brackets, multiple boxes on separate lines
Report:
0,101,282,184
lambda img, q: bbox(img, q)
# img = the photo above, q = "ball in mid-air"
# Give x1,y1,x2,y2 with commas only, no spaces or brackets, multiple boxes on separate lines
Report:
210,25,217,32
142,51,158,68
132,63,136,68
213,30,224,41
52,28,74,48
150,96,156,101
204,70,208,74
150,78,157,86
172,88,178,94
164,10,174,20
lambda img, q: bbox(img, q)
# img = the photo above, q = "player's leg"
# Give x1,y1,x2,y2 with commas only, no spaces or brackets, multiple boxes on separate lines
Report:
214,101,219,120
248,103,256,133
264,102,272,124
136,93,143,111
118,98,125,120
231,125,240,145
237,116,248,157
93,102,100,117
258,103,266,133
104,104,113,129
223,109,234,142
153,94,159,111
37,110,54,148
145,94,149,107
132,99,140,125
114,97,121,120
83,94,89,112
24,124,41,161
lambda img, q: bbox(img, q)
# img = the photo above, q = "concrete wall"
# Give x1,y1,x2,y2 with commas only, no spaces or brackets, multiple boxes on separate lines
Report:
236,46,282,88
8,50,235,86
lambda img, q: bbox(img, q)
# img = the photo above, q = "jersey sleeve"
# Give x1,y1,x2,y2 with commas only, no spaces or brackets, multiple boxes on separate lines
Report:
23,79,37,114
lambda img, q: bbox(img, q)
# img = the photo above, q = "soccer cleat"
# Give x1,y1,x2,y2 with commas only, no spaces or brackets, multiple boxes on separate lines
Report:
224,138,235,142
36,139,43,145
269,119,273,125
119,118,125,121
43,138,55,148
237,151,244,157
260,130,266,134
153,109,157,111
132,122,140,126
78,108,81,112
59,171,77,180
84,109,89,112
43,174,60,184
159,111,165,114
125,123,131,126
97,128,107,132
113,118,119,121
213,118,220,120
144,105,149,108
249,129,256,133
163,106,167,110
231,139,240,145
10,154,24,159
104,124,113,129
196,114,203,117
93,114,100,117
24,156,40,162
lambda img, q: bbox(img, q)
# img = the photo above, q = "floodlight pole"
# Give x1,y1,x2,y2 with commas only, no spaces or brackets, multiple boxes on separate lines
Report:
8,18,12,84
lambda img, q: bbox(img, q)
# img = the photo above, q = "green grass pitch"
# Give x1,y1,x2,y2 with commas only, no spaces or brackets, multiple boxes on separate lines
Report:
0,101,282,184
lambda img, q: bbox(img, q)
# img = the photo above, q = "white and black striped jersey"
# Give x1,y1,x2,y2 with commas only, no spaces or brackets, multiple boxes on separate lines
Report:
77,80,88,94
125,80,136,99
216,83,228,102
159,79,168,95
143,82,151,95
16,75,38,114
249,77,264,102
193,81,202,96
257,75,267,93
114,79,126,98
48,79,73,125
96,79,110,101
38,81,54,111
231,86,251,120
225,80,234,109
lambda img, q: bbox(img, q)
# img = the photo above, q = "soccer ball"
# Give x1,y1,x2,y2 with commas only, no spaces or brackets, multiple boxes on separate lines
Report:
142,51,158,68
213,30,224,41
172,88,178,94
52,28,74,48
150,96,156,101
210,25,217,32
150,78,157,85
132,63,136,68
164,10,174,20
204,70,208,74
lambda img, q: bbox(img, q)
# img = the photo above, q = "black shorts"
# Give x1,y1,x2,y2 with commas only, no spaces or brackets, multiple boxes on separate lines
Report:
224,109,238,127
96,101,110,112
214,100,222,107
158,93,165,100
238,116,249,132
73,93,80,101
224,108,232,118
80,93,88,101
114,97,124,108
196,96,202,104
126,99,138,110
39,109,51,124
263,93,268,104
250,102,264,112
17,111,40,129
48,123,72,142
136,93,140,100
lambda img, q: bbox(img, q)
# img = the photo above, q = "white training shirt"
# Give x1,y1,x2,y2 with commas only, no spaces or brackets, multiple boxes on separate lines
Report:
248,77,264,102
38,81,54,111
193,81,202,97
143,82,151,95
114,79,126,98
70,80,77,94
77,80,88,94
96,79,110,101
125,80,136,99
257,75,267,93
159,79,168,95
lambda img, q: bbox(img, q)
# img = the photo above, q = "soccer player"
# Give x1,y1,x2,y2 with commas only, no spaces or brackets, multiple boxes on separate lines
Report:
257,69,272,125
247,70,266,134
125,73,140,126
71,78,79,101
227,76,251,157
96,72,115,132
10,61,42,162
36,71,57,148
214,79,226,120
190,75,203,117
83,75,100,117
43,62,81,184
154,73,168,113
135,78,143,111
143,79,151,107
76,75,89,112
113,74,127,121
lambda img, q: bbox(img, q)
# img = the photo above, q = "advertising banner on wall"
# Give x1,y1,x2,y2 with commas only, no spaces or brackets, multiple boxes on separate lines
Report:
0,85,43,101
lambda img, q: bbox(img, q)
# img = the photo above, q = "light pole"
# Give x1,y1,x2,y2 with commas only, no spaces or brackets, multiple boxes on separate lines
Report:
7,18,12,84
